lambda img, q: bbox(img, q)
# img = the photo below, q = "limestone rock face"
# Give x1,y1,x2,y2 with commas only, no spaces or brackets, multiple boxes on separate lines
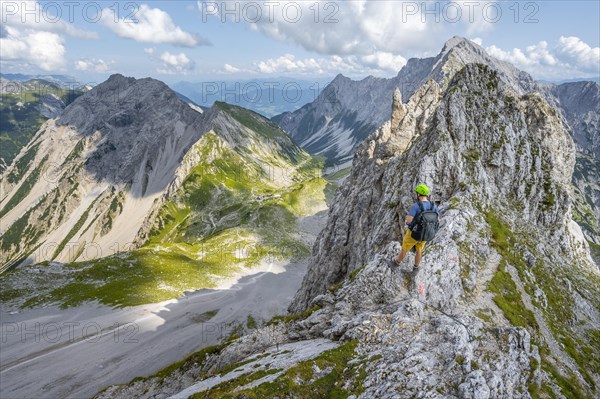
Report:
543,81,600,158
541,81,600,248
283,64,598,396
291,64,580,313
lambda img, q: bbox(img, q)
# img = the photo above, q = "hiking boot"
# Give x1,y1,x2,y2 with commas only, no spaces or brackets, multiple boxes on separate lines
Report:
410,264,420,275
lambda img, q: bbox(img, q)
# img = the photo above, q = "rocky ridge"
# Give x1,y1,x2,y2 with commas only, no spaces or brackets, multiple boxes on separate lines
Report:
285,63,598,397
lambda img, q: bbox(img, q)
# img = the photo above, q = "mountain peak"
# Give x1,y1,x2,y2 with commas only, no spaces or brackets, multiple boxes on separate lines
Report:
57,73,179,136
331,73,350,83
274,35,536,166
91,74,176,97
102,73,137,88
438,36,488,61
441,36,476,51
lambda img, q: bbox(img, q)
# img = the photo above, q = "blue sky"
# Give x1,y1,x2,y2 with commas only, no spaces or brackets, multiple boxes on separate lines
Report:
1,1,599,84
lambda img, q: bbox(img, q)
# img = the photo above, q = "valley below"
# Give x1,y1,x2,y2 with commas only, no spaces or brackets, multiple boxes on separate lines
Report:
0,211,327,399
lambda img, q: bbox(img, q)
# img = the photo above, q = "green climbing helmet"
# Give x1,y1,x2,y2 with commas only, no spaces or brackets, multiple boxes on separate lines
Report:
415,184,430,196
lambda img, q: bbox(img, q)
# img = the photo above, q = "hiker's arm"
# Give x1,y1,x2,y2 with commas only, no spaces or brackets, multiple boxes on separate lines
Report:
405,204,417,226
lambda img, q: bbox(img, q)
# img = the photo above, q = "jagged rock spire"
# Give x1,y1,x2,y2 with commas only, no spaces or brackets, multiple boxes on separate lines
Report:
391,87,405,130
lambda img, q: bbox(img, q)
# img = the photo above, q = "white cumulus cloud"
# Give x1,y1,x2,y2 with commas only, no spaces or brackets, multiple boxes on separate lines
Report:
556,36,600,71
224,51,406,77
157,51,195,74
201,0,499,57
0,26,66,71
75,58,114,73
471,37,483,46
200,0,507,77
359,52,407,74
101,4,209,47
223,63,241,73
0,0,99,39
0,0,100,71
486,36,599,79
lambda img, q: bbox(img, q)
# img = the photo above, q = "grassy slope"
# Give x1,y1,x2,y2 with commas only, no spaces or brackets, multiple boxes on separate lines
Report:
191,340,366,399
485,211,599,398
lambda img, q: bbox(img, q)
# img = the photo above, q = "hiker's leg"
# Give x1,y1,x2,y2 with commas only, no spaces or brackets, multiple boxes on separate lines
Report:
415,250,423,266
396,230,416,263
395,249,408,263
414,240,427,267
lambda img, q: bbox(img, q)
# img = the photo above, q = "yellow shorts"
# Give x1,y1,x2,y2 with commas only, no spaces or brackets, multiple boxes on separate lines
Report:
402,229,426,252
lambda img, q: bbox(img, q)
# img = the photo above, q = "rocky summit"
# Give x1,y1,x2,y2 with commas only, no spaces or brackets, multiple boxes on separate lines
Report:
97,64,598,398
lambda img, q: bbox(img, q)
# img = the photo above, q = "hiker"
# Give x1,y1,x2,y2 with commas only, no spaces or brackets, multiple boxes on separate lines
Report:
392,184,439,271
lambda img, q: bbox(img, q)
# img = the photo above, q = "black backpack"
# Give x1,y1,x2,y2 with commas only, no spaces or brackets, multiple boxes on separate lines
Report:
410,201,439,242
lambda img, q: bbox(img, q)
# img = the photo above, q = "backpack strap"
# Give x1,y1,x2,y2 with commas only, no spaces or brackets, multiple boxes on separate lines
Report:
417,201,432,213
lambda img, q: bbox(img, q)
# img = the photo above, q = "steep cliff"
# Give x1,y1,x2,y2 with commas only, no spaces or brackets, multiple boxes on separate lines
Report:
542,81,600,253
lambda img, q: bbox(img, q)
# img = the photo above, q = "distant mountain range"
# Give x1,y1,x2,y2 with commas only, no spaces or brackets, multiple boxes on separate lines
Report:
0,76,204,173
539,77,600,84
171,77,330,118
0,73,82,87
272,37,599,167
0,77,87,171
